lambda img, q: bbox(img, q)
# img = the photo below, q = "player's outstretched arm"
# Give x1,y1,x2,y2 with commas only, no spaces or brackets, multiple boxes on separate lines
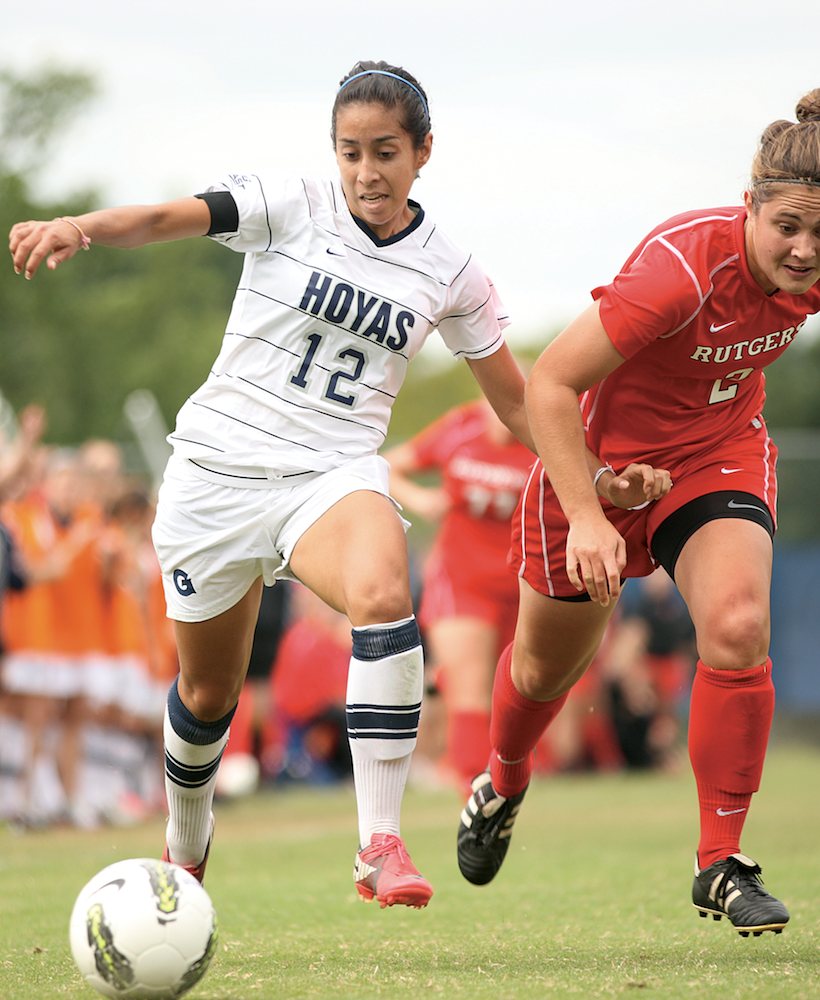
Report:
9,197,212,280
466,344,535,451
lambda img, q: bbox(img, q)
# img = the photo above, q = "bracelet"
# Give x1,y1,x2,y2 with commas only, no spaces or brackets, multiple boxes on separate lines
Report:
593,464,615,492
55,217,91,250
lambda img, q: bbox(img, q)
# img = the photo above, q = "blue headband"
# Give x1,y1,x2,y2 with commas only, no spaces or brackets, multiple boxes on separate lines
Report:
337,70,429,123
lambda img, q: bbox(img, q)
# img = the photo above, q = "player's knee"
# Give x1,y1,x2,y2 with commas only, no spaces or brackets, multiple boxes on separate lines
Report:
511,630,597,702
346,575,412,626
697,600,769,670
512,660,578,703
177,677,242,723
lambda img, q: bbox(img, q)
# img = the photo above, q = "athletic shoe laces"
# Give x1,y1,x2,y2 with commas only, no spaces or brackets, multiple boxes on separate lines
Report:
374,834,408,863
712,856,770,905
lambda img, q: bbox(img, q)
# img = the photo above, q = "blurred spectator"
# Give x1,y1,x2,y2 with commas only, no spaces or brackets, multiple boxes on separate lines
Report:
88,487,177,823
0,404,48,824
1,447,105,826
0,404,47,500
0,405,46,601
0,428,173,827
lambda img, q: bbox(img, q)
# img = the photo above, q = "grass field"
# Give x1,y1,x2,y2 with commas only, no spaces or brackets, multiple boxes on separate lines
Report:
2,745,818,1000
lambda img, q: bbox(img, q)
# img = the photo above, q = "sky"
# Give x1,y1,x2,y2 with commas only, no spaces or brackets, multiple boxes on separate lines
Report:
4,0,820,352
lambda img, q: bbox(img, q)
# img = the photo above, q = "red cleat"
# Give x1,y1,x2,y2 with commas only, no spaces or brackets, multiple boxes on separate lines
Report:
162,815,214,885
354,833,433,909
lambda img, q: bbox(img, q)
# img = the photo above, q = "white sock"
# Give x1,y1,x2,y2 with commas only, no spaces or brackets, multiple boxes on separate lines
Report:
352,756,413,844
346,617,423,847
163,681,234,866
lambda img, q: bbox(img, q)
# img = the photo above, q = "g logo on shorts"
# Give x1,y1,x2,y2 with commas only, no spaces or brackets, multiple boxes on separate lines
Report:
173,569,197,596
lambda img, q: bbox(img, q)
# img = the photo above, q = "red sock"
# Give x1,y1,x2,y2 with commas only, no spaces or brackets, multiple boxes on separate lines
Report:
489,643,569,797
688,658,774,869
446,710,491,789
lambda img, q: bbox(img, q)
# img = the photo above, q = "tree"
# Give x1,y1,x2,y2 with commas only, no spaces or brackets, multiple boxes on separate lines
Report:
0,66,97,176
0,66,241,448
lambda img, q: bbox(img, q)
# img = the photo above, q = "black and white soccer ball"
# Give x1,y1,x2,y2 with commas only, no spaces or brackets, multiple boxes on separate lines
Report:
69,858,217,999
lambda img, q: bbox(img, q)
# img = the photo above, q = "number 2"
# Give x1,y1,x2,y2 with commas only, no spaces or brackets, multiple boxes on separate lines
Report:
290,332,366,408
326,348,365,405
708,367,754,404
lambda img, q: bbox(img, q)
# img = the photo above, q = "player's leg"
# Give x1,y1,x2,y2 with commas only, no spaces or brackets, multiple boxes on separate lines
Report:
289,489,432,908
425,615,498,791
163,578,263,879
458,582,616,884
673,517,788,934
495,581,617,793
151,455,280,881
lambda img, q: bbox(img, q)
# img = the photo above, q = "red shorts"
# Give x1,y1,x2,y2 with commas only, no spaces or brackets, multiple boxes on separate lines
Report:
419,551,519,651
511,422,777,599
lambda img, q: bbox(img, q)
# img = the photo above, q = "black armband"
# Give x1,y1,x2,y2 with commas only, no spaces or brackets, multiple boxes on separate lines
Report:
194,190,239,235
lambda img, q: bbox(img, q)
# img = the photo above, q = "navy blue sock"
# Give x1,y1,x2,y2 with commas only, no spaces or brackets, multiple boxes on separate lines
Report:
166,677,236,745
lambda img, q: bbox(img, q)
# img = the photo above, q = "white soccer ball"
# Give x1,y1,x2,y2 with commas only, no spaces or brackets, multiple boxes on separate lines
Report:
69,858,217,999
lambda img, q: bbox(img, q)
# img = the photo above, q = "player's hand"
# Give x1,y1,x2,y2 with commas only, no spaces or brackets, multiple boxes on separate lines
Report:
565,515,627,606
602,463,672,510
9,218,84,279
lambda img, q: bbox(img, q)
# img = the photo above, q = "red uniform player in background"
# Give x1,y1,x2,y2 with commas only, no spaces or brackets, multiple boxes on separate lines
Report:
385,399,534,789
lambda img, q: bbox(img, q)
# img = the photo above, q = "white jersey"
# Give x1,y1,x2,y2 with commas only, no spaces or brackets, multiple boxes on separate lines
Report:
169,173,510,483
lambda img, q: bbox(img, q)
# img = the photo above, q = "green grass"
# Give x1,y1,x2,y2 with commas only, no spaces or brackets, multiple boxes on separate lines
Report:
2,746,818,1000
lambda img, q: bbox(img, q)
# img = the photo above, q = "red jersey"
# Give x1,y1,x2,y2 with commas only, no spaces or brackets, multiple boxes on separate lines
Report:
586,206,820,475
409,402,534,588
512,207,820,597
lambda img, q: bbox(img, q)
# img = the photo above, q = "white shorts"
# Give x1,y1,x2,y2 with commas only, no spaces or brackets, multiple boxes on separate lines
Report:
152,453,406,622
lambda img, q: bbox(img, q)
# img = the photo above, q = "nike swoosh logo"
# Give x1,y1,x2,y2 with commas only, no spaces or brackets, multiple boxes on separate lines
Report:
98,878,127,892
710,321,737,333
720,467,743,474
727,499,765,511
716,807,747,816
326,248,345,256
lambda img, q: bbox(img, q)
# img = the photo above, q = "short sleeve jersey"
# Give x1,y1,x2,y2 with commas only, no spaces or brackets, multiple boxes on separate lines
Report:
408,401,534,581
586,207,820,473
169,174,509,479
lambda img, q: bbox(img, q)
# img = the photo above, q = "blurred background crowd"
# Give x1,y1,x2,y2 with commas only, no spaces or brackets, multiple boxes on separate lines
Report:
0,397,697,833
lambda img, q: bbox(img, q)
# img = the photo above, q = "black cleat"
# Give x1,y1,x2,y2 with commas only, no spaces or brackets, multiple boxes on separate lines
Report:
692,853,789,936
457,771,527,885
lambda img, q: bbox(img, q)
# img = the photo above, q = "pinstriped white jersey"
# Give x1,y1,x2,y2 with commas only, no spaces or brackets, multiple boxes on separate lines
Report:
168,173,510,481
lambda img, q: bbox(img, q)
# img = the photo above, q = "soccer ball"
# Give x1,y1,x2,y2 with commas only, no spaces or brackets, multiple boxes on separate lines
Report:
69,858,217,999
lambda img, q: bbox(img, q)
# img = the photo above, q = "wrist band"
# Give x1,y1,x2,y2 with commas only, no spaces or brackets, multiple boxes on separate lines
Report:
593,464,615,492
55,217,91,250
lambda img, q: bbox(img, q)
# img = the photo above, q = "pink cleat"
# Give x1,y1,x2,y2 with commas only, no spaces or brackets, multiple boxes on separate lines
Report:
162,815,214,885
354,833,433,909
